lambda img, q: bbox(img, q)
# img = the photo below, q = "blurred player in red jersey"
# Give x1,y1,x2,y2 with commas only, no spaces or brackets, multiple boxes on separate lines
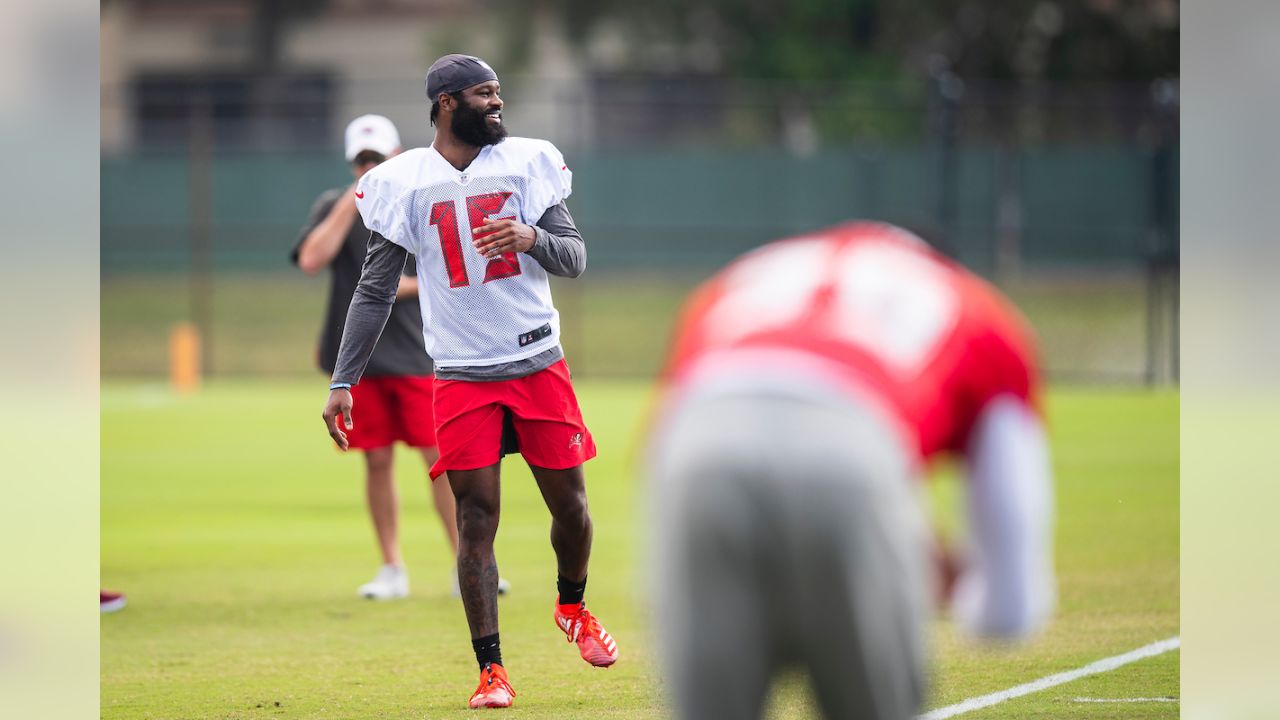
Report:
649,221,1056,720
320,55,616,709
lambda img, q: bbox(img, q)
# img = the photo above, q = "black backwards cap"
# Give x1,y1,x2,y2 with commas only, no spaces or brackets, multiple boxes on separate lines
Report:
425,54,499,102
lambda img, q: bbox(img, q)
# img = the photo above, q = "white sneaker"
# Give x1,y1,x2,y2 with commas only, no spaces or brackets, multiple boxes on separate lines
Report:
358,564,409,600
100,590,127,613
451,573,512,598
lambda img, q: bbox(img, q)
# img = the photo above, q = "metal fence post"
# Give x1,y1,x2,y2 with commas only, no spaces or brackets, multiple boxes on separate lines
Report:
929,56,963,258
1145,79,1179,385
189,89,215,378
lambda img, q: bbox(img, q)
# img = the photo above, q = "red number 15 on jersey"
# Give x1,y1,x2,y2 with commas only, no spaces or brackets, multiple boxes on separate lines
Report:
429,191,523,288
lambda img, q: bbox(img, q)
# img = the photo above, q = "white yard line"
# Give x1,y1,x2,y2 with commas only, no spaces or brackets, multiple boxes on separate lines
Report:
918,636,1180,719
1071,697,1179,703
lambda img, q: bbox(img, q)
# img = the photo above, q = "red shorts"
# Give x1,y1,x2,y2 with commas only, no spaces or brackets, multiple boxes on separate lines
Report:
429,359,596,479
347,375,437,451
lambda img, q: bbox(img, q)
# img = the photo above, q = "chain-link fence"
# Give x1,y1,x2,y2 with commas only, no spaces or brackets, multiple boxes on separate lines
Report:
102,73,1178,384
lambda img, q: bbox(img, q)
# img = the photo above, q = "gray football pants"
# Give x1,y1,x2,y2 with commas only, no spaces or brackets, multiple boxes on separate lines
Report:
650,392,928,720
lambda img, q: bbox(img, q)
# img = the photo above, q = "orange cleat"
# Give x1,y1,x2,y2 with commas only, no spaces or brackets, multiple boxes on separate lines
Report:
468,662,515,709
554,599,618,667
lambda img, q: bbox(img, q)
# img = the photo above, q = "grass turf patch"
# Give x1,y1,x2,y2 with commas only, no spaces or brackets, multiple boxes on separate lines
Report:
103,381,1177,719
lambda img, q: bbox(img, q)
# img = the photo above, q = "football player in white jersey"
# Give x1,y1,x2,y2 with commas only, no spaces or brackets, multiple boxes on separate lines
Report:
320,55,617,709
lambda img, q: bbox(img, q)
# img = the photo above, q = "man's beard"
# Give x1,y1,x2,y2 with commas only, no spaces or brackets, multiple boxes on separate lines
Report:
452,101,508,147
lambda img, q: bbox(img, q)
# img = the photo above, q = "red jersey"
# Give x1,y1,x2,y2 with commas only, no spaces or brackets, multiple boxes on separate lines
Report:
664,222,1040,460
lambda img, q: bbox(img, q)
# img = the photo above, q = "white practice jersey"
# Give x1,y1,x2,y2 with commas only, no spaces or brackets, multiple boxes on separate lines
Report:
354,137,573,367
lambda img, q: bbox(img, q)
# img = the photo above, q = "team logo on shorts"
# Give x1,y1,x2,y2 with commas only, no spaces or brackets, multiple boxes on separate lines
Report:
569,432,584,449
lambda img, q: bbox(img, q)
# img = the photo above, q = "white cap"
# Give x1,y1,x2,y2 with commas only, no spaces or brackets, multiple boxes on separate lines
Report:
344,114,400,161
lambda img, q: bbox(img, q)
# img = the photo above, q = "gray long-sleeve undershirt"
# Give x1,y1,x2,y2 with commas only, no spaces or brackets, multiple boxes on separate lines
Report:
331,201,585,385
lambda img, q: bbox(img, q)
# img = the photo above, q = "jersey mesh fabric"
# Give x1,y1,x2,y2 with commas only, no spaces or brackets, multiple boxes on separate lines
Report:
398,175,559,366
356,139,571,368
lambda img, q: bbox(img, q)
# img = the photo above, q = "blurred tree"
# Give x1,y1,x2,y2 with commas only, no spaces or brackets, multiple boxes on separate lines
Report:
541,0,1177,84
529,0,1176,144
887,0,1178,82
545,0,893,81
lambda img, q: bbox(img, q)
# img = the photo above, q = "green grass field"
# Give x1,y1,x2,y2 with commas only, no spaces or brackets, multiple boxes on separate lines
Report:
102,380,1178,719
101,272,1161,382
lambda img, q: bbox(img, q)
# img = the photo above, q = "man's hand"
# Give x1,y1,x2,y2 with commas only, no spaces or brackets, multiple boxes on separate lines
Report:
474,217,536,258
296,185,361,275
322,388,354,451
